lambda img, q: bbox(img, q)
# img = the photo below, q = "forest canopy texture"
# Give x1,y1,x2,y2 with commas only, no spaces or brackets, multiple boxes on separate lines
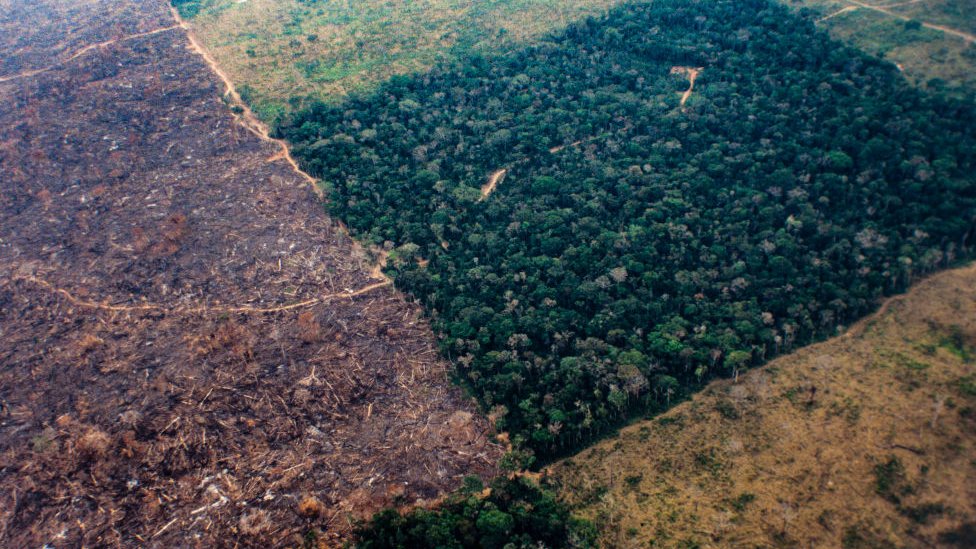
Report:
280,0,976,458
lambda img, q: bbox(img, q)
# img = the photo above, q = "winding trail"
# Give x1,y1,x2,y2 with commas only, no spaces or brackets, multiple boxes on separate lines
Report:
817,6,858,22
478,133,611,200
838,0,976,43
0,25,181,83
13,275,391,315
167,6,322,196
671,66,703,107
168,6,395,285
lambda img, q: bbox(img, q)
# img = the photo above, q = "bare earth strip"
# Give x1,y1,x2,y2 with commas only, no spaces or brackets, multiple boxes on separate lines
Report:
479,169,509,200
671,66,703,107
167,6,322,197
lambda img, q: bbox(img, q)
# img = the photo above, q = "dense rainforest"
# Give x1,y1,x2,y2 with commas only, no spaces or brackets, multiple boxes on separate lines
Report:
280,0,976,462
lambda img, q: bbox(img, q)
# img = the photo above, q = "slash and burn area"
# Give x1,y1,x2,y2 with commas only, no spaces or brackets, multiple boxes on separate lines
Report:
0,1,500,547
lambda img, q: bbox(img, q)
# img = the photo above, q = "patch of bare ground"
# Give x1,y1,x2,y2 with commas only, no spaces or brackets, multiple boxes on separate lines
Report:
551,263,976,548
0,1,501,547
670,66,703,108
479,169,508,201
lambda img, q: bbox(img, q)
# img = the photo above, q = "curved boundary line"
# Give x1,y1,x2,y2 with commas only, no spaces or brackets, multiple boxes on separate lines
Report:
10,275,391,315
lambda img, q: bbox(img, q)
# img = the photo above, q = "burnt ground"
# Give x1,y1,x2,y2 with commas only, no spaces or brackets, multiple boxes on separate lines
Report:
0,0,501,547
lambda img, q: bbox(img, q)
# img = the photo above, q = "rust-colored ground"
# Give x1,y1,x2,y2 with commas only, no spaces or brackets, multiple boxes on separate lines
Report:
0,1,501,547
552,264,976,548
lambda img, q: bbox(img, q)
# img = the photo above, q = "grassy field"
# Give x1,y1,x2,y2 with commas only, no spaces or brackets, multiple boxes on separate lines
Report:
178,0,621,122
178,0,976,120
550,263,976,548
788,0,976,94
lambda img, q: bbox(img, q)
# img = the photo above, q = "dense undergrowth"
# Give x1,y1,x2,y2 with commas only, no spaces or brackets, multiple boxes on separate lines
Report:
281,0,976,466
354,477,595,549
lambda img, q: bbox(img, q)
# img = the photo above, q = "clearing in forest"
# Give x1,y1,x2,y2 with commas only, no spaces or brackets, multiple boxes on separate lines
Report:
794,0,976,94
0,1,500,547
670,65,703,107
479,169,508,200
172,0,624,122
552,263,976,548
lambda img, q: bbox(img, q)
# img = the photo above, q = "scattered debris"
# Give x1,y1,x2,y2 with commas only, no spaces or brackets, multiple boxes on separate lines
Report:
0,1,502,547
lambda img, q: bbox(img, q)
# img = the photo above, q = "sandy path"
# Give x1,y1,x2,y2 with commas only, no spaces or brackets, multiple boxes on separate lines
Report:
671,66,703,107
817,5,859,22
169,7,394,283
167,6,322,196
548,140,584,154
479,168,508,201
479,134,608,200
842,0,976,43
15,274,391,315
0,25,181,83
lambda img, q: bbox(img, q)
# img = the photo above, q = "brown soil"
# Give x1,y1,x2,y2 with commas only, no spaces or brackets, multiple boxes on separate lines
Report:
0,1,501,547
548,140,584,154
168,5,321,197
671,66,703,108
552,263,976,548
479,168,508,201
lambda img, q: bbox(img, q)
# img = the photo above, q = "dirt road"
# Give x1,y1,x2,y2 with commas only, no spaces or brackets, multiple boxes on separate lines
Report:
168,6,322,195
842,0,976,43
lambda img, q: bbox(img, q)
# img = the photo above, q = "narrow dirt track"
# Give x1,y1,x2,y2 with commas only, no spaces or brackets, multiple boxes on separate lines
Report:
842,0,976,43
0,2,502,546
167,6,322,195
0,25,180,83
168,5,396,284
671,66,703,107
817,5,858,22
479,168,508,200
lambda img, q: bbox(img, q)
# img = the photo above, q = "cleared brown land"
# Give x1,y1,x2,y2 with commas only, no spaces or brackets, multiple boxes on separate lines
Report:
0,1,501,547
552,264,976,548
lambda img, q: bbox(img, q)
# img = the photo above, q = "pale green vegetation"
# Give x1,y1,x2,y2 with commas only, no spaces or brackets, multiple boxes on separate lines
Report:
787,0,976,95
180,0,622,122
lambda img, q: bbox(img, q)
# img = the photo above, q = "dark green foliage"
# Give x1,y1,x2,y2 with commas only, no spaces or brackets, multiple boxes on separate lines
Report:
353,477,595,548
731,492,756,512
873,456,912,504
900,502,947,524
623,474,643,489
939,522,976,547
940,324,975,362
958,376,976,397
715,400,740,420
280,0,976,458
171,0,207,18
842,524,893,549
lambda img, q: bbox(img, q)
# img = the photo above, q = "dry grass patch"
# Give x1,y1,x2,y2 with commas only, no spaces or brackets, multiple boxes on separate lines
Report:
552,263,976,548
789,0,976,94
180,0,623,121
